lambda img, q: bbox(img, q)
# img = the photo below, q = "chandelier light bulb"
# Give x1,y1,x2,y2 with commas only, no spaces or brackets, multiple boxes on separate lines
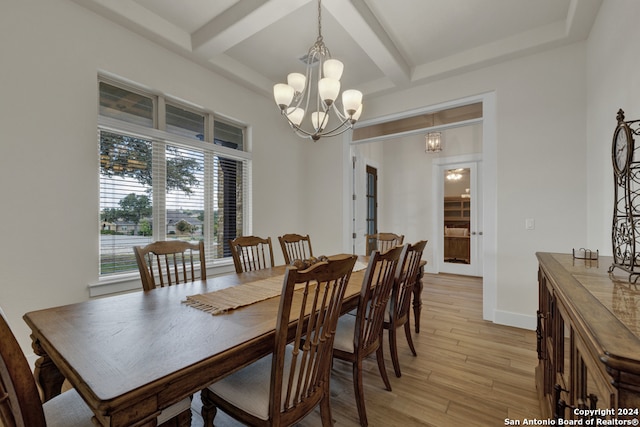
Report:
311,111,329,131
287,73,306,94
273,84,294,110
323,59,344,80
318,78,340,105
342,89,363,116
286,107,305,126
426,132,442,152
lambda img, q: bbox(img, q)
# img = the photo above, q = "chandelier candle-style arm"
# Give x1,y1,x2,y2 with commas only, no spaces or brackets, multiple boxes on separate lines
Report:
273,0,363,141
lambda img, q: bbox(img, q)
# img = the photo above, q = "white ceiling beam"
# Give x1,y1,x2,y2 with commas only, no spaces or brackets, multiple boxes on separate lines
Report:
322,0,410,87
192,0,311,57
412,20,566,84
564,0,603,40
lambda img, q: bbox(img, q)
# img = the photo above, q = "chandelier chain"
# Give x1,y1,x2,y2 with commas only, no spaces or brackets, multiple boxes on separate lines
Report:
317,0,323,42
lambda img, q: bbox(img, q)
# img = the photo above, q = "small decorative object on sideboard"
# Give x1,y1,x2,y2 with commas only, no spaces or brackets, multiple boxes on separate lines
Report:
608,109,640,283
573,248,598,268
572,248,598,260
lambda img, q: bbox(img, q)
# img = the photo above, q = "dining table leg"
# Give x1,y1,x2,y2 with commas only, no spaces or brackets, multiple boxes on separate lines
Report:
31,336,65,402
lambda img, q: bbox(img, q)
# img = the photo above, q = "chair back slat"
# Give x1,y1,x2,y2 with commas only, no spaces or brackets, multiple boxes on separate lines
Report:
271,256,357,422
357,245,405,354
134,240,206,291
0,308,47,427
278,234,313,265
229,236,275,273
365,233,404,255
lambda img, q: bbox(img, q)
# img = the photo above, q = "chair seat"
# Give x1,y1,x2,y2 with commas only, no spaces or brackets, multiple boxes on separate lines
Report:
43,388,191,427
334,298,395,354
333,314,357,353
43,389,94,427
207,346,295,420
337,302,396,350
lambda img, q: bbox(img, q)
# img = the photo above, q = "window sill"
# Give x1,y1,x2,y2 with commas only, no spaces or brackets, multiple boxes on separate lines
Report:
89,259,236,298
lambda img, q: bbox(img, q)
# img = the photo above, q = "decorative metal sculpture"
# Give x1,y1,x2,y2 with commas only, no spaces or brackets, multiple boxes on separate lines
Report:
609,109,640,282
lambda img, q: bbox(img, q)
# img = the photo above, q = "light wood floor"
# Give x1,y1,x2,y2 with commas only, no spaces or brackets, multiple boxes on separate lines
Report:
190,273,542,426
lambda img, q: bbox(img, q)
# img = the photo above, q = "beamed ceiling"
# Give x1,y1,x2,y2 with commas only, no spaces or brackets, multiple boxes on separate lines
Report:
73,0,602,103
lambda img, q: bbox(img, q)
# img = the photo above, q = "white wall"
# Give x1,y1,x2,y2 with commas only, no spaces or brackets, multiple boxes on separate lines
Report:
296,139,348,258
0,0,304,353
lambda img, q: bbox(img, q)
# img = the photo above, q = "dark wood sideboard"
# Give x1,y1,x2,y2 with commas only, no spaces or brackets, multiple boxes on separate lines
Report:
536,252,640,422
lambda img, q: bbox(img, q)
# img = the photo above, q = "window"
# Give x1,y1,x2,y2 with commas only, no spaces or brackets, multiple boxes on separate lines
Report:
98,79,250,278
166,103,205,140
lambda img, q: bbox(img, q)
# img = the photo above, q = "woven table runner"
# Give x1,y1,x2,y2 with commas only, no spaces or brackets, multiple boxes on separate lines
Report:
183,275,287,315
184,260,369,315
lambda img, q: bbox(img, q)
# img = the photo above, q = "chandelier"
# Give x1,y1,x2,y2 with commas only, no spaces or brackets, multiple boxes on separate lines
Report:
446,169,463,181
425,132,442,152
273,0,363,141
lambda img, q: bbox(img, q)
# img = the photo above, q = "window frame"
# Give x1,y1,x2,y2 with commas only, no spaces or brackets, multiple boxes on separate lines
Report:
95,77,252,290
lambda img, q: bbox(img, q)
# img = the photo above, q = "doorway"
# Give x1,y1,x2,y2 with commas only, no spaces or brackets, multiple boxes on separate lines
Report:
347,91,496,321
435,157,482,277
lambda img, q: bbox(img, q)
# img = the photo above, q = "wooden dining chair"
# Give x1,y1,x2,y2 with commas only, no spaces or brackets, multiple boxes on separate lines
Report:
0,307,192,427
365,232,404,255
229,235,275,273
201,255,358,427
278,233,313,265
384,240,428,378
332,245,406,427
134,240,206,291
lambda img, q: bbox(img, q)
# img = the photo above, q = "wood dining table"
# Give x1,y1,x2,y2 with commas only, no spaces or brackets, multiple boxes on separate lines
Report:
23,255,425,427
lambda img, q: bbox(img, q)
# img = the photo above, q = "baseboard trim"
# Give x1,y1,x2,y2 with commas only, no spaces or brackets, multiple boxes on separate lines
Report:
494,309,536,330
